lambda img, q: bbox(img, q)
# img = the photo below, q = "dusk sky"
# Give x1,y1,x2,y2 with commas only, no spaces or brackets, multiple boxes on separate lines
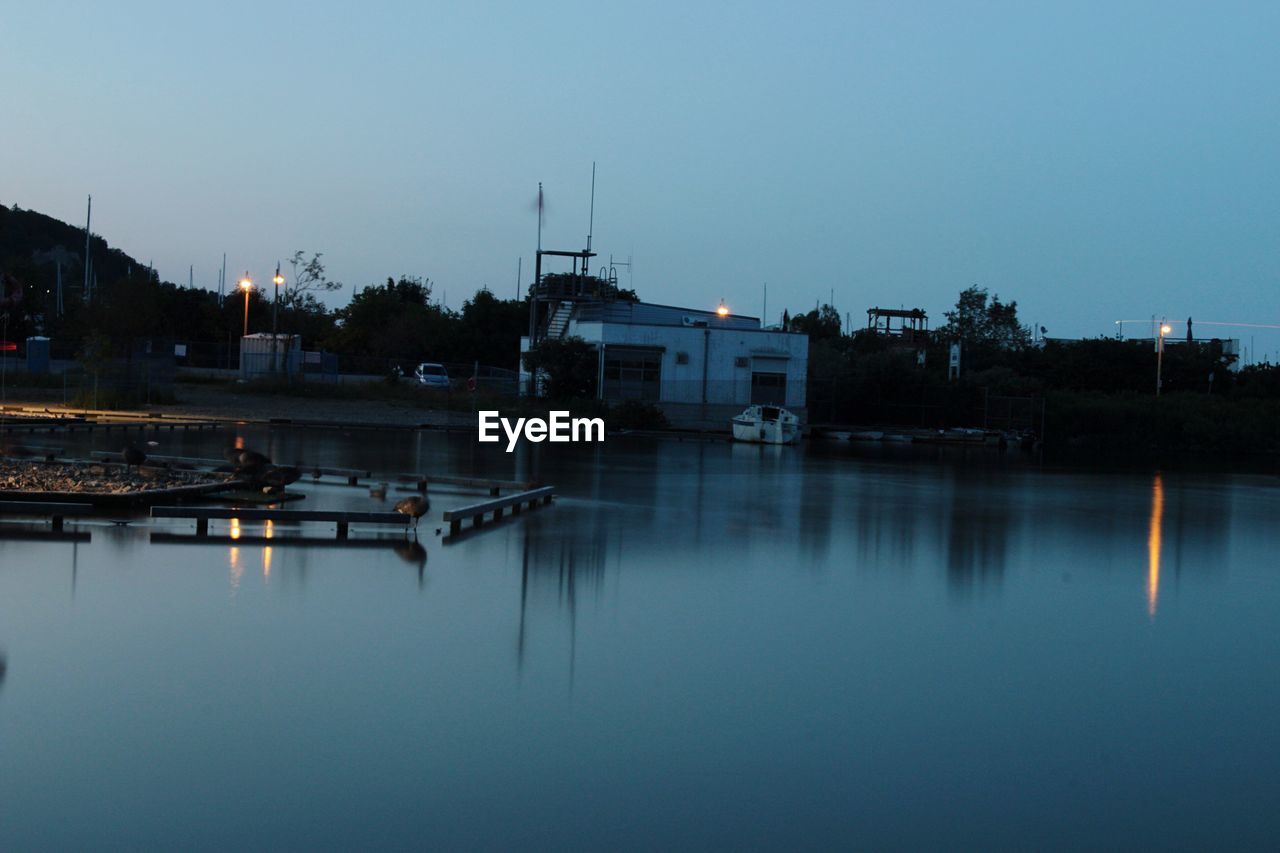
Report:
4,1,1279,356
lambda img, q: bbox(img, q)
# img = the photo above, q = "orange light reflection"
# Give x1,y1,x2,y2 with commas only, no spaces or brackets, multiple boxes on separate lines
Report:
1147,473,1164,619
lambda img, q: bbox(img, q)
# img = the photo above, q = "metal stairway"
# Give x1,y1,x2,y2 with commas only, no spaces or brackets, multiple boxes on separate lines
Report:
546,301,574,339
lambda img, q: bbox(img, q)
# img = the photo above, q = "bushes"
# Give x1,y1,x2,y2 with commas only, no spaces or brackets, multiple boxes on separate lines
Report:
1046,391,1280,454
608,400,669,430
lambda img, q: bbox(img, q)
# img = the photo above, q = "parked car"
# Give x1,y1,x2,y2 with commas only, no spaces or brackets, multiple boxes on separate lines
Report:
414,362,451,388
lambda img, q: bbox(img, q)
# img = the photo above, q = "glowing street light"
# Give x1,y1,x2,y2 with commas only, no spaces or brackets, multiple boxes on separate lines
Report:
271,263,285,374
716,300,729,317
239,274,253,337
1157,320,1172,395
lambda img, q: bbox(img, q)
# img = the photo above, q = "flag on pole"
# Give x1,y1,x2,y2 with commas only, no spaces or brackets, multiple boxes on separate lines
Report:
536,183,544,252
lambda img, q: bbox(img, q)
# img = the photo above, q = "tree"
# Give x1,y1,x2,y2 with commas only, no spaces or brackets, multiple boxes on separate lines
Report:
329,276,448,360
940,285,1030,349
789,303,842,342
522,336,597,400
285,251,343,307
458,288,527,369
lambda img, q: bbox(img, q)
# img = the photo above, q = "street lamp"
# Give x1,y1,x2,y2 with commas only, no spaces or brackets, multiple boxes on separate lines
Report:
271,264,285,373
716,300,729,317
239,274,253,337
1157,321,1172,395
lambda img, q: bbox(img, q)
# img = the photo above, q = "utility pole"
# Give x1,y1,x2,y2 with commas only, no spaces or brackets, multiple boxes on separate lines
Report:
82,195,92,304
272,263,284,374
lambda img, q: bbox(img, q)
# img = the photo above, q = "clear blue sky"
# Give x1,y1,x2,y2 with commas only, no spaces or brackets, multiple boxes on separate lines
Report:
4,1,1279,358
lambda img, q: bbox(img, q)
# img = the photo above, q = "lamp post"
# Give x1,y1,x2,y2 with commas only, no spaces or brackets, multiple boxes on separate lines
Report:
239,275,253,337
1157,321,1172,396
272,264,284,374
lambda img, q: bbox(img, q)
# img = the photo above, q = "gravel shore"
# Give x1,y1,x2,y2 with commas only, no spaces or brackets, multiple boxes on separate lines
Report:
1,459,231,494
1,385,477,429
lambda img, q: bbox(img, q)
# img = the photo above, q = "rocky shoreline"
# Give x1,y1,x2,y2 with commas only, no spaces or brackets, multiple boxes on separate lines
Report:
0,459,232,495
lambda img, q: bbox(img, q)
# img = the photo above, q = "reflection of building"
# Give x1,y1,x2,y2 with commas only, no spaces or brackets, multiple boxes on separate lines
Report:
521,300,808,426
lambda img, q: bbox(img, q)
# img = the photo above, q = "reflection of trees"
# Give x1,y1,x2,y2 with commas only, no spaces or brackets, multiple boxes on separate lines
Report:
944,476,1011,592
517,514,612,679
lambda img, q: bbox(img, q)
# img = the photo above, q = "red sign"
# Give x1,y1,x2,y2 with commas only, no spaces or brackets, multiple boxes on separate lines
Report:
0,342,16,352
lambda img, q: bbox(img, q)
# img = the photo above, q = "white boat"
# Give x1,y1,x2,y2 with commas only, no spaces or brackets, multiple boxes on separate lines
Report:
731,405,800,445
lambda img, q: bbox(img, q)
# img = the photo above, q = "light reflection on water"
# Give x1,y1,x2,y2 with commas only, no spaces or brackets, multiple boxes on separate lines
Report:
0,430,1278,848
1148,473,1164,619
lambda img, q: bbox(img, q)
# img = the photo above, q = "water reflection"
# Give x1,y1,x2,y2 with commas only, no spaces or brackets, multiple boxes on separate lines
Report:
1148,473,1164,618
392,540,428,587
941,470,1014,593
229,545,242,595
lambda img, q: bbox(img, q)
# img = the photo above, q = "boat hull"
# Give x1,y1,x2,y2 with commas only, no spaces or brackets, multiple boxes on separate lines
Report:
732,417,799,445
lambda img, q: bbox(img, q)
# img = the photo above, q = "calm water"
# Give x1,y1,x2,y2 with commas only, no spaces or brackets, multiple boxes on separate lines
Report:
2,429,1279,849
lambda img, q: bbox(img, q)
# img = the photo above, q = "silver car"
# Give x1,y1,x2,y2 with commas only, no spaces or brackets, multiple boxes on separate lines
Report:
414,362,451,388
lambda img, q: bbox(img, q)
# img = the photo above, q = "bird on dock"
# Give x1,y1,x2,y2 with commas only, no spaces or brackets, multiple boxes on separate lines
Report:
224,446,270,478
394,494,430,534
122,442,147,472
259,465,301,494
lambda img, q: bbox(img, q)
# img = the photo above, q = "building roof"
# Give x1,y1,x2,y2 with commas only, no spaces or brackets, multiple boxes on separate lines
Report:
576,301,763,331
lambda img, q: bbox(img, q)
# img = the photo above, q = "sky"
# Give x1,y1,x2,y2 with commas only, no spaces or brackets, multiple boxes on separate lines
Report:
3,0,1279,359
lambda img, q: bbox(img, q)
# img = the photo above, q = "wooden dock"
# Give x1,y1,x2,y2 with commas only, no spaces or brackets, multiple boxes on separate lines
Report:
149,532,417,549
441,486,555,536
151,505,411,538
0,500,95,531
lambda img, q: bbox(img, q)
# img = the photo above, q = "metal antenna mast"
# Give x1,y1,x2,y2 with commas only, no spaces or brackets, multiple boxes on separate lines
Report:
586,161,596,274
82,195,92,304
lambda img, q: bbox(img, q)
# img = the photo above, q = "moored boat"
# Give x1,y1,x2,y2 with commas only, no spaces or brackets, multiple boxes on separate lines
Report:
731,405,800,445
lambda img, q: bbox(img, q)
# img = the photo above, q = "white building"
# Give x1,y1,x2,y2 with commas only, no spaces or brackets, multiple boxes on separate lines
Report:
521,300,809,426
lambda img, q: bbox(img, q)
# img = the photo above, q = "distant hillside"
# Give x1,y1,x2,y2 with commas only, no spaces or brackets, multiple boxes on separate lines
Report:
0,202,145,298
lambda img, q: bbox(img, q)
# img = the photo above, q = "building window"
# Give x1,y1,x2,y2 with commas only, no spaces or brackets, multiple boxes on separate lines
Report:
751,371,787,405
603,348,662,401
734,356,749,368
676,351,689,365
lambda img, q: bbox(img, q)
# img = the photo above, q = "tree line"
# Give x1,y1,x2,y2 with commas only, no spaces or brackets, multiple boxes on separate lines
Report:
0,203,527,369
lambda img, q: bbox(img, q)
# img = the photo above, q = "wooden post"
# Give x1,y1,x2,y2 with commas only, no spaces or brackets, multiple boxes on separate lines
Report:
450,519,461,535
336,521,349,539
51,515,64,532
196,518,209,536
